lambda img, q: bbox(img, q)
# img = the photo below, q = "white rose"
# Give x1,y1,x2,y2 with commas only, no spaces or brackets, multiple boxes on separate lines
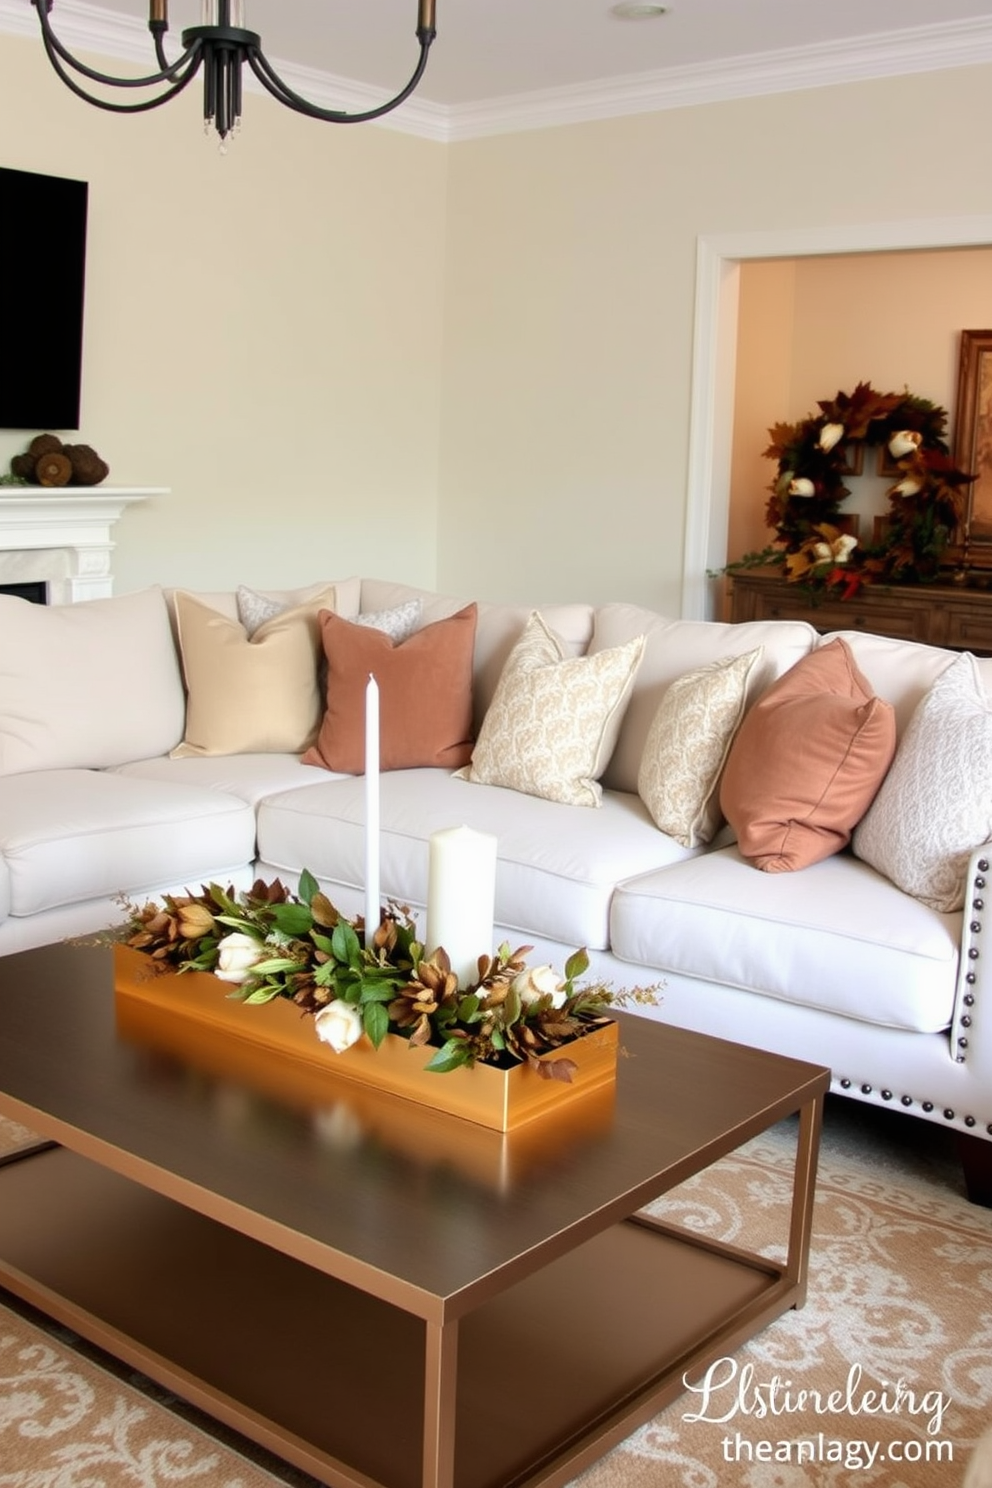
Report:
214,931,265,984
888,429,922,459
788,477,816,497
817,422,845,453
512,964,567,1010
834,534,858,562
893,476,923,496
811,542,833,562
313,999,364,1053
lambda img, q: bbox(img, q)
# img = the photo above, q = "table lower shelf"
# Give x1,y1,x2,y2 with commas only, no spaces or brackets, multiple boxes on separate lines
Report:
0,1145,800,1488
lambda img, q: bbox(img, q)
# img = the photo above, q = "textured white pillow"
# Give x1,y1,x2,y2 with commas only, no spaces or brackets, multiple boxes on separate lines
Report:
638,648,761,847
354,597,422,643
457,611,644,808
237,587,420,644
853,652,992,912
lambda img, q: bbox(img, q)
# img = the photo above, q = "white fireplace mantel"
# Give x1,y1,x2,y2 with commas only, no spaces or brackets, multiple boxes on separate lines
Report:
0,486,167,602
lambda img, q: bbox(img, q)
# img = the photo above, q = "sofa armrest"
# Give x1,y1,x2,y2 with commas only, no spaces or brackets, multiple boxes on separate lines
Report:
950,844,992,1086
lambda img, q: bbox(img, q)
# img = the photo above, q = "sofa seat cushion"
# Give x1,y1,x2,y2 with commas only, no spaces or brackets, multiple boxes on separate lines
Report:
113,753,333,808
257,770,695,951
0,857,10,925
0,770,256,916
610,846,958,1034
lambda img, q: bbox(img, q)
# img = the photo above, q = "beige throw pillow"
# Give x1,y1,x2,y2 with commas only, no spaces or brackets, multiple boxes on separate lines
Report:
638,648,761,847
853,651,992,912
457,611,644,808
171,586,336,757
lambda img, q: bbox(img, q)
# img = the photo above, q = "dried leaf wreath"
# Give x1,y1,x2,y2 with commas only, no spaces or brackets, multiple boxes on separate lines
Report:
720,381,976,598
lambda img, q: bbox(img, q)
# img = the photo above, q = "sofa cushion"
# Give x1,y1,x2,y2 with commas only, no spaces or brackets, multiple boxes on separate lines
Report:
257,770,694,952
303,605,477,773
720,638,896,872
0,587,185,776
638,648,761,847
0,770,255,916
458,612,644,808
610,846,959,1034
817,629,992,737
853,651,992,912
589,605,817,794
114,753,333,808
358,580,595,729
171,587,336,758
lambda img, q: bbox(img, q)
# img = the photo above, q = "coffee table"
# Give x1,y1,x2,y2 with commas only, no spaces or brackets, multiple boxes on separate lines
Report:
0,942,828,1488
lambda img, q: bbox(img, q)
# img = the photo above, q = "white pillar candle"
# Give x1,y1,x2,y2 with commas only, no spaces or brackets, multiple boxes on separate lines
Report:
426,825,498,988
364,674,380,950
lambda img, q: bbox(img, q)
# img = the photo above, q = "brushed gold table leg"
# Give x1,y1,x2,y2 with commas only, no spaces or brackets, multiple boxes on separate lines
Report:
785,1092,824,1306
423,1316,458,1488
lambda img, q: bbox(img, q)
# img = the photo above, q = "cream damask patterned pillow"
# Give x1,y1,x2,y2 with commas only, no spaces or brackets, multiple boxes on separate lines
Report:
637,648,761,847
853,651,992,912
457,611,644,807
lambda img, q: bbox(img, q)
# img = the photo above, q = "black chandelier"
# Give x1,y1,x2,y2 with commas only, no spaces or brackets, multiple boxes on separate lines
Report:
31,1,438,145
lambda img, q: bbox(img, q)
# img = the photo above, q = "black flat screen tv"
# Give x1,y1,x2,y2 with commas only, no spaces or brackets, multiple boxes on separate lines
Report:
0,166,88,431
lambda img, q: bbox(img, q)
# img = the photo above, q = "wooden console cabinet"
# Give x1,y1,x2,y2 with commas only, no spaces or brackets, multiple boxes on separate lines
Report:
729,569,992,654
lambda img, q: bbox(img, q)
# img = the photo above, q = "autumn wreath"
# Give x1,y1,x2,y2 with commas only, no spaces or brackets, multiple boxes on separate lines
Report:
724,381,976,597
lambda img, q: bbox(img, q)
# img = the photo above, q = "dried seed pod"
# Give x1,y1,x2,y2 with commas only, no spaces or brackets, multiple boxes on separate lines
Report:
63,443,109,486
10,453,36,480
28,433,63,459
35,452,73,487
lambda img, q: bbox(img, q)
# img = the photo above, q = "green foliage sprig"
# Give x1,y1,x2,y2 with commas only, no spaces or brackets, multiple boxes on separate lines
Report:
114,870,659,1082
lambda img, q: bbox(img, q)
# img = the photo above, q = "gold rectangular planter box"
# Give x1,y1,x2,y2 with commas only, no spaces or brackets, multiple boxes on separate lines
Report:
113,945,618,1132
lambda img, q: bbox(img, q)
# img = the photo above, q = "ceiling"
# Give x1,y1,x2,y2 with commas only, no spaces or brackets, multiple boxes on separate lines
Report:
8,0,992,137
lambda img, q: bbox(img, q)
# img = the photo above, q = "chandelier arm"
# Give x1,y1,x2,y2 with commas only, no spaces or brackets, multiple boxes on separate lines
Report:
38,30,204,115
246,37,433,124
32,0,201,90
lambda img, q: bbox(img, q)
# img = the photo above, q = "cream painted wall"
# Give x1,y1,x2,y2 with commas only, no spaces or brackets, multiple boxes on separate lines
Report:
0,33,447,595
439,65,992,609
4,29,992,612
728,246,992,565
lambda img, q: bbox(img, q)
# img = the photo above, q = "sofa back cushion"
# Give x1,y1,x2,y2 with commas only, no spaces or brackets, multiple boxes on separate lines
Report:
589,604,818,794
358,580,595,731
0,587,186,775
817,629,992,736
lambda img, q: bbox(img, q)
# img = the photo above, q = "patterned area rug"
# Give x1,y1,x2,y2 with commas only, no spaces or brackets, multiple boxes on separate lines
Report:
1,1100,990,1488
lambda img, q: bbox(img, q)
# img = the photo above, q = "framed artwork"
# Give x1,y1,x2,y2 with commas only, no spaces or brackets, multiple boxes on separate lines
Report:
952,329,992,565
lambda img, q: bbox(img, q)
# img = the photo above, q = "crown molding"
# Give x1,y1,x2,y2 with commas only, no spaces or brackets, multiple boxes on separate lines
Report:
445,16,992,140
3,2,992,145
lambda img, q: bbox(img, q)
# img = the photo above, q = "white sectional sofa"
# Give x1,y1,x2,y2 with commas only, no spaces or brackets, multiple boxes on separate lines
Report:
1,576,990,1200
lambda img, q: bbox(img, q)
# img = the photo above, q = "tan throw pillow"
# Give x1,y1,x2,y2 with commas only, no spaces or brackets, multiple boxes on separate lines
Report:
638,648,761,847
171,586,336,757
853,652,992,912
719,637,896,872
457,611,644,808
303,604,477,773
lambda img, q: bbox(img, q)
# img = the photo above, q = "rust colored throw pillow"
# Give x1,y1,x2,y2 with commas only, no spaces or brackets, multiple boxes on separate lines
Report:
719,638,896,872
303,604,477,773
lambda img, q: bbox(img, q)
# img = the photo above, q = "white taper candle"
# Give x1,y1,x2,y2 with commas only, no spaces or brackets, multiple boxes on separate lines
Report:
364,674,380,949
